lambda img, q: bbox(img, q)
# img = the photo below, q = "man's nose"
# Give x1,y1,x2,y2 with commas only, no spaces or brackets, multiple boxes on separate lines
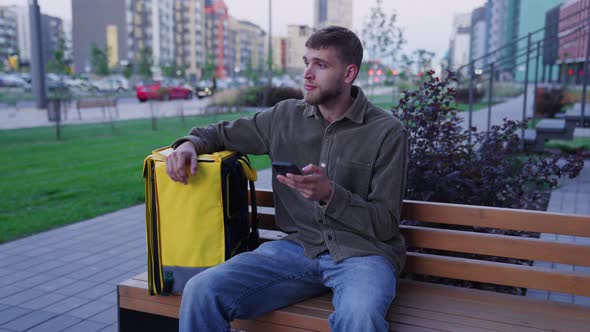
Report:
304,67,314,80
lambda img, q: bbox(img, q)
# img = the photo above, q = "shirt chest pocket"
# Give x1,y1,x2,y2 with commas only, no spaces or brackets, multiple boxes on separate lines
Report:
332,157,372,199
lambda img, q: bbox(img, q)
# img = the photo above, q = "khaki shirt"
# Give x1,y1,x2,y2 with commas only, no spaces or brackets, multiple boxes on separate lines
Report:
172,86,408,273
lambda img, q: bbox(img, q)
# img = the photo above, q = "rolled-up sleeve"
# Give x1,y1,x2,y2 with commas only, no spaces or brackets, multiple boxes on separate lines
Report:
171,106,275,155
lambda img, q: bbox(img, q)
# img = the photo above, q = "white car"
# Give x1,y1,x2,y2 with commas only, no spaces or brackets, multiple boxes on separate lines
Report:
92,76,130,92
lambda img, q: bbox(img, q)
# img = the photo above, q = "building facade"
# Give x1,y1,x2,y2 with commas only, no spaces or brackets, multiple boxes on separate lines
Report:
41,14,65,69
173,0,205,80
272,36,287,73
0,6,18,67
470,7,487,73
72,0,127,73
485,0,519,80
514,0,564,82
448,13,471,75
313,0,353,29
204,0,229,78
230,19,266,77
286,25,314,74
556,0,590,84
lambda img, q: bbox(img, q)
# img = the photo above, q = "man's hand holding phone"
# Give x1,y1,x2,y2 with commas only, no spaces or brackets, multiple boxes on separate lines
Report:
275,162,332,204
166,141,198,185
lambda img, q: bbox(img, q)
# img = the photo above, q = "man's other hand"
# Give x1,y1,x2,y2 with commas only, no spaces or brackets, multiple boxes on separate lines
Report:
277,164,332,204
166,141,197,185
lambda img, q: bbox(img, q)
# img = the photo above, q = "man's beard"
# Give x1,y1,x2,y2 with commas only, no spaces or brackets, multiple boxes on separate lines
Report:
304,83,344,106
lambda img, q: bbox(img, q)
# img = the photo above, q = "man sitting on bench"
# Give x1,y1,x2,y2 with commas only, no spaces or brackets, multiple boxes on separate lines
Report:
166,26,408,332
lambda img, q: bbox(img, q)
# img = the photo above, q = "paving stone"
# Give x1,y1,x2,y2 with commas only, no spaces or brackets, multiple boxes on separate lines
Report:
45,262,88,278
43,297,90,314
88,306,117,325
57,251,93,263
0,284,25,300
76,283,116,301
99,324,118,332
67,300,112,319
25,315,82,332
53,279,98,297
97,292,117,305
0,270,35,287
0,310,56,331
26,260,68,274
60,319,108,332
33,276,78,293
86,269,128,284
17,274,58,289
19,292,67,310
0,306,30,325
0,288,46,306
67,266,103,280
0,256,32,270
3,258,46,272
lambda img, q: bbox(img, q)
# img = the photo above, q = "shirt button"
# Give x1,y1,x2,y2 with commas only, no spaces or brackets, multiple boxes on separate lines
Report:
327,235,333,241
320,162,326,168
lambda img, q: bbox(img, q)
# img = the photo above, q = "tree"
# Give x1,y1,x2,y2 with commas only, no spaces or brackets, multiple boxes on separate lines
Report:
123,62,133,79
137,47,153,79
202,55,215,80
90,42,109,76
47,38,69,74
361,0,405,66
413,49,435,75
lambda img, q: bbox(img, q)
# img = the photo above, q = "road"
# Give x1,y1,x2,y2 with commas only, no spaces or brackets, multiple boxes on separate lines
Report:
0,96,212,130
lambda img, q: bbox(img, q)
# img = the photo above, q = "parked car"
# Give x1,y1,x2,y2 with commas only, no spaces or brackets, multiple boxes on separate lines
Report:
92,76,130,92
195,80,215,99
0,73,31,91
136,79,193,102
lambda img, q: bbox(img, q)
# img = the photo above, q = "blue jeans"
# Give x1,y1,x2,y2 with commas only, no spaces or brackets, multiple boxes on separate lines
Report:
179,240,397,332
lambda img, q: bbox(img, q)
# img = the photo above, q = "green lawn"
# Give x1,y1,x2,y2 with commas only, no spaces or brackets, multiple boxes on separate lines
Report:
0,112,271,243
546,137,590,153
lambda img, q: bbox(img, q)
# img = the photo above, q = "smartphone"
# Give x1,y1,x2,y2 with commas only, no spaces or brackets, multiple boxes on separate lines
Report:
272,161,302,176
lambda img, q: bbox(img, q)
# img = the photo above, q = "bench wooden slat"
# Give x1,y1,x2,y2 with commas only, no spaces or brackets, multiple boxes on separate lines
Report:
402,225,590,266
118,273,590,332
233,319,318,331
405,252,590,297
253,188,274,207
396,281,590,331
401,200,590,237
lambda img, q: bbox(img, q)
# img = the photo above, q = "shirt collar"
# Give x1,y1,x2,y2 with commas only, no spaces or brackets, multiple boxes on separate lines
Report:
303,85,368,124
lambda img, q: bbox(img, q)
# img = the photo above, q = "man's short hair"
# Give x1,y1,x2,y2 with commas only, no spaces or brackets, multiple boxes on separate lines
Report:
305,25,363,71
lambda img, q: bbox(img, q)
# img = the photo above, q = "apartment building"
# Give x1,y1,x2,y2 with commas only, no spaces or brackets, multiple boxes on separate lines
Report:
314,0,353,29
0,6,18,65
286,25,314,74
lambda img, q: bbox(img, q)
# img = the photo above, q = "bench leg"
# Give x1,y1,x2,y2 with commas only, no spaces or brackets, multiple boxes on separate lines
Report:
118,308,178,332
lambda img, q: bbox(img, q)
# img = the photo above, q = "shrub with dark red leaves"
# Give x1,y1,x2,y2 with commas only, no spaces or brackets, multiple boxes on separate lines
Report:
392,70,584,210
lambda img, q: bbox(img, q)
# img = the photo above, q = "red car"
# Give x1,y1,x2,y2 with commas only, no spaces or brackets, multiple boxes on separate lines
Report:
136,79,193,102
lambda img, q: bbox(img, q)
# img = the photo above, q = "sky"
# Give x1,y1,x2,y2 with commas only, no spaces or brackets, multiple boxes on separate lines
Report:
0,0,486,65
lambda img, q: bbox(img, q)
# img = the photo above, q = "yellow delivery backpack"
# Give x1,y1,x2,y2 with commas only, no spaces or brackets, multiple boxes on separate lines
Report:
143,147,259,295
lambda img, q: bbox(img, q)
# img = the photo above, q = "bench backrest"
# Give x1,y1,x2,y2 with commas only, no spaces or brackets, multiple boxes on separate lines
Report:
76,98,117,108
252,188,590,296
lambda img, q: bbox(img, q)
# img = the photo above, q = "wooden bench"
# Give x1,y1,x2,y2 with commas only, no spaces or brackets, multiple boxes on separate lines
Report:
118,188,590,331
73,98,118,120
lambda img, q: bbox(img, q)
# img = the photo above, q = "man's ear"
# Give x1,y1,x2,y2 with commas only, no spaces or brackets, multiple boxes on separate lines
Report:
343,64,358,84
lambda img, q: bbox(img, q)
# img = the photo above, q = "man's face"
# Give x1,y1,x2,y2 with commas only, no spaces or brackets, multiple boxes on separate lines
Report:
302,47,347,106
